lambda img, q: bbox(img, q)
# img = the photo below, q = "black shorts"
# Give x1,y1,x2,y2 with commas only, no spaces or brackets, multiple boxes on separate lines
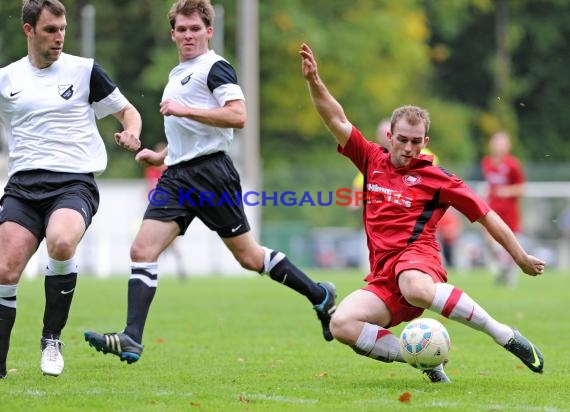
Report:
0,170,99,240
144,152,250,238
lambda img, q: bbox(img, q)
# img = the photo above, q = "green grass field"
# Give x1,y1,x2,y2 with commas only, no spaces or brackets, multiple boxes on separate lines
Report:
2,268,569,411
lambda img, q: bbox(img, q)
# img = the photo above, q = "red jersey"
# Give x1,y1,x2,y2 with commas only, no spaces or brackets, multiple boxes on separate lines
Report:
480,153,524,232
339,126,490,275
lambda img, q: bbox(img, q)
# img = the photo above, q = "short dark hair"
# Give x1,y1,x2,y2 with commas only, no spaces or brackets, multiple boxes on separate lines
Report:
168,0,215,30
22,0,66,28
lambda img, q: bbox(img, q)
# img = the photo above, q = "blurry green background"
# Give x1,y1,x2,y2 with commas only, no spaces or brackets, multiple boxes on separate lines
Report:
1,0,569,267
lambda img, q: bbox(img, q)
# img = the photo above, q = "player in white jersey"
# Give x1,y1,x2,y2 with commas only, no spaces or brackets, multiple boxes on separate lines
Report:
84,0,337,364
0,0,141,379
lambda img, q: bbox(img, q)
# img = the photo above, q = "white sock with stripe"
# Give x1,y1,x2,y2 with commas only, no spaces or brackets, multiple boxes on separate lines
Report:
260,247,325,305
429,282,513,345
354,322,404,363
124,262,158,343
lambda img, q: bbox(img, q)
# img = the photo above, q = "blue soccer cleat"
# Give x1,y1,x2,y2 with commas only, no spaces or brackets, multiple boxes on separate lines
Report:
313,282,337,342
84,331,143,364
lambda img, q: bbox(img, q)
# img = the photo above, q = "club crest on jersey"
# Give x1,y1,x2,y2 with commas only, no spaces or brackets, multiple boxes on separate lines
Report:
58,84,74,100
181,73,192,85
402,173,421,186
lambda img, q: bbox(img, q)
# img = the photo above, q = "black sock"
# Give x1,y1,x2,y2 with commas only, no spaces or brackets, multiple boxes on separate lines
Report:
43,273,77,338
124,266,157,343
264,250,325,305
0,304,16,374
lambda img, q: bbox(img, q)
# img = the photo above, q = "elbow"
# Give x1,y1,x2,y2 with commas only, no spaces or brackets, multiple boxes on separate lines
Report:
234,114,246,129
123,102,138,117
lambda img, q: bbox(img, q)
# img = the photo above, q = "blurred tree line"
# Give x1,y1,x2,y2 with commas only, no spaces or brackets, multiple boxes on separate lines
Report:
1,0,568,226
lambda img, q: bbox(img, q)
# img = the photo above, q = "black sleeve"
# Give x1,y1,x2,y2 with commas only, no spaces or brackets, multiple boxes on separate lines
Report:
206,60,238,93
89,61,118,103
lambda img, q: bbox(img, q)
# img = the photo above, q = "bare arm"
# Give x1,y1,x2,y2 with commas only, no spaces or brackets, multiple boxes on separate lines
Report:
299,43,352,147
477,210,545,276
159,99,246,129
135,145,168,167
112,103,142,151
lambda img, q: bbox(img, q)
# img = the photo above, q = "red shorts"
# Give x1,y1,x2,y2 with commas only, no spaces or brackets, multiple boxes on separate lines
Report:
363,243,447,327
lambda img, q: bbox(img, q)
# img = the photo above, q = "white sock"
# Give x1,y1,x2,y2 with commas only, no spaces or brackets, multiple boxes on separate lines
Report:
354,322,404,363
0,284,18,308
130,262,159,287
429,282,513,345
46,257,77,276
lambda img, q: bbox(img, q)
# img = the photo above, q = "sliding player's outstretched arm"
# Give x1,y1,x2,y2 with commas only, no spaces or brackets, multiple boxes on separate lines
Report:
300,43,352,148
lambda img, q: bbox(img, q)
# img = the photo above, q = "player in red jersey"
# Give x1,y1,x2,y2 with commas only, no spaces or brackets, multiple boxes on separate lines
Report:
481,131,526,287
300,42,545,383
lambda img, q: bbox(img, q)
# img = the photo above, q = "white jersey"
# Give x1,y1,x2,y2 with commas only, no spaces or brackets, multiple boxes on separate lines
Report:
162,50,245,166
0,53,129,176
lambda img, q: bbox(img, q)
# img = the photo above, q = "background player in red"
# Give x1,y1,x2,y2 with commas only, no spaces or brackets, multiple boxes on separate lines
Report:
480,131,526,287
300,42,545,383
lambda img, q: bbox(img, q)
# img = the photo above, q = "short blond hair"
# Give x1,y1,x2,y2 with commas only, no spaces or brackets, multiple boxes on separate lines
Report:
391,105,431,136
168,0,215,29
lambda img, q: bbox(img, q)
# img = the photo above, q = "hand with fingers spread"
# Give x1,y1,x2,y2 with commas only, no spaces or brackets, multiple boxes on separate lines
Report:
300,43,319,81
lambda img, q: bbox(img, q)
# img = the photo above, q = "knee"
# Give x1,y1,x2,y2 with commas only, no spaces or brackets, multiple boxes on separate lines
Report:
130,242,155,262
0,262,21,284
401,283,433,308
329,311,358,345
329,313,344,340
47,237,77,260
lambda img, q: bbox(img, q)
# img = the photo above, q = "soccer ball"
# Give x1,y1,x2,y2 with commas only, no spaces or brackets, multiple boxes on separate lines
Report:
399,318,451,370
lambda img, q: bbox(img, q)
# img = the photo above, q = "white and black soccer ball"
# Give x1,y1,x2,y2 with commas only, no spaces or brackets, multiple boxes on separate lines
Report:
399,318,451,370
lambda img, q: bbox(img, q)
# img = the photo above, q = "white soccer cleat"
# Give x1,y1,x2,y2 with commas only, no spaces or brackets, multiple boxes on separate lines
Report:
40,337,64,377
